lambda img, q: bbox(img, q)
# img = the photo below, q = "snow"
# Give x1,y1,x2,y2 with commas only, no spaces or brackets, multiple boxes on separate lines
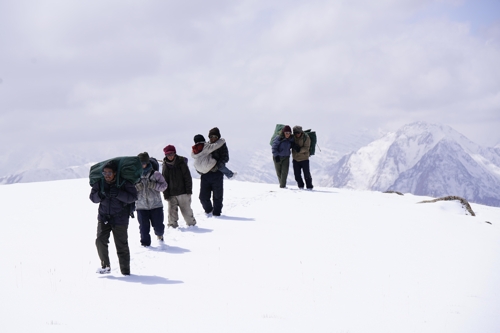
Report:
1,178,499,333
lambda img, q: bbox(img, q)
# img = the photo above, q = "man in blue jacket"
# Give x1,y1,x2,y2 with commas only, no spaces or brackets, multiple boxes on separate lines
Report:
90,161,138,275
272,125,294,188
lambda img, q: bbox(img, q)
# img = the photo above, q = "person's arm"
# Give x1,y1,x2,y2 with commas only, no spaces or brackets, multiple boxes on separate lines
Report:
116,182,138,204
271,135,281,155
203,138,226,154
182,159,193,195
89,182,103,203
151,171,168,192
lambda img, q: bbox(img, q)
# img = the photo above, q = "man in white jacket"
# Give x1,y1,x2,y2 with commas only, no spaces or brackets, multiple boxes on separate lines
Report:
191,134,226,216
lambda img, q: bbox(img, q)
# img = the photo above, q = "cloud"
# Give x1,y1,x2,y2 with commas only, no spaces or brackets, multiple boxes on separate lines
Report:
0,0,499,158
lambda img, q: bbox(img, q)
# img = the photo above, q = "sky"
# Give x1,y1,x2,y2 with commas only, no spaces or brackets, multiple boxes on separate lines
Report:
1,0,500,158
1,177,499,332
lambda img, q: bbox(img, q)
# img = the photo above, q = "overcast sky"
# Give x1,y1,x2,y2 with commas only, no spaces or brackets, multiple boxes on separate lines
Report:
1,0,499,159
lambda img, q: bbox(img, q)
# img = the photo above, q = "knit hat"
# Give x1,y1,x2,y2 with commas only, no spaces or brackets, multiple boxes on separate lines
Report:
293,125,303,134
283,125,292,133
163,145,176,155
103,160,117,172
208,127,221,139
138,152,150,164
194,134,206,143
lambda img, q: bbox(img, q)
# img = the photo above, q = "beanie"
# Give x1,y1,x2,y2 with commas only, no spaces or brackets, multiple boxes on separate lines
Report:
163,145,176,155
138,152,150,164
293,125,303,134
194,134,206,143
208,127,221,139
283,125,292,133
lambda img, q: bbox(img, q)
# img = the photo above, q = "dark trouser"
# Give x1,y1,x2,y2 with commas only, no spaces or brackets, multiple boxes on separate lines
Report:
273,156,290,188
96,221,130,275
293,159,313,189
137,207,165,246
199,171,224,215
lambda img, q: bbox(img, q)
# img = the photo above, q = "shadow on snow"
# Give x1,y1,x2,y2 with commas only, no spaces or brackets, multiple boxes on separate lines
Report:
99,274,183,285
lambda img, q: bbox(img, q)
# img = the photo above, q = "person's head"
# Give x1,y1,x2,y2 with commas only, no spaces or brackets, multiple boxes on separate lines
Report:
102,161,117,182
208,127,221,143
163,145,177,161
283,125,292,139
194,134,206,144
138,152,150,169
293,125,303,138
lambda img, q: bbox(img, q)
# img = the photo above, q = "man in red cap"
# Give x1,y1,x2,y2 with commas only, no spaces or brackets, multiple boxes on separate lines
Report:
161,145,197,228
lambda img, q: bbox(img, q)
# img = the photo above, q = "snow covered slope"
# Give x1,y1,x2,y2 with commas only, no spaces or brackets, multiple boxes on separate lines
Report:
331,122,500,206
0,178,499,332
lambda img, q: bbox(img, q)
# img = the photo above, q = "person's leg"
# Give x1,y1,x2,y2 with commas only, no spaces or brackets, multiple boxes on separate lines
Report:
112,224,130,275
280,156,290,188
292,159,305,188
96,221,112,268
218,163,234,178
150,207,165,238
136,210,152,246
177,194,197,226
274,158,282,184
302,160,314,189
212,172,224,216
167,196,179,228
199,174,214,214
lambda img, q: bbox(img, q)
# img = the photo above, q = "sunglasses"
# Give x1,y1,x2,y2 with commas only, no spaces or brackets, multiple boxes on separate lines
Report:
209,135,219,139
102,171,114,176
166,153,175,157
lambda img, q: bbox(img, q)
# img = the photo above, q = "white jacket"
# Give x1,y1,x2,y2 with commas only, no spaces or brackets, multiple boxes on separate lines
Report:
191,138,226,174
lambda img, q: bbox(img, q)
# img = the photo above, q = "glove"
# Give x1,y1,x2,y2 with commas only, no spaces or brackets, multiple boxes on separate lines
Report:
274,156,281,163
109,186,119,198
135,183,144,191
164,196,171,201
293,144,301,152
148,181,157,190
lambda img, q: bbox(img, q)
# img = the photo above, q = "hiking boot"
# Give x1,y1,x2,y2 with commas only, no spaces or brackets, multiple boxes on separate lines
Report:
168,223,178,229
96,266,111,274
157,235,164,242
205,210,213,217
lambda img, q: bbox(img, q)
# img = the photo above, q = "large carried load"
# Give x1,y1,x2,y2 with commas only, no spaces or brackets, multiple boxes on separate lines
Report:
89,156,143,188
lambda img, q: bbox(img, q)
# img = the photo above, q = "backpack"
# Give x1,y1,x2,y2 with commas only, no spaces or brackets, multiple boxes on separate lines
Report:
269,124,285,145
150,157,159,172
89,156,143,188
303,129,317,156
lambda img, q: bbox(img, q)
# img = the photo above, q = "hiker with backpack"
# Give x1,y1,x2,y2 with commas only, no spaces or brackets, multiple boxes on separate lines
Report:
208,127,237,180
291,125,314,190
135,152,168,247
161,145,197,228
90,160,138,275
271,125,294,188
191,134,227,217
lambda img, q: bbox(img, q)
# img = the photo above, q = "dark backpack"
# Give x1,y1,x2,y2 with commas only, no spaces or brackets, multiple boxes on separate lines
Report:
303,129,317,156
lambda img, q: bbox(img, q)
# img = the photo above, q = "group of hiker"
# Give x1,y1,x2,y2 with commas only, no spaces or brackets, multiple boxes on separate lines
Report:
272,125,314,190
89,124,313,276
90,126,235,276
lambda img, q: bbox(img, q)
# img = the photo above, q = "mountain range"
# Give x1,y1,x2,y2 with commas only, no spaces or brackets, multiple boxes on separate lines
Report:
2,121,500,206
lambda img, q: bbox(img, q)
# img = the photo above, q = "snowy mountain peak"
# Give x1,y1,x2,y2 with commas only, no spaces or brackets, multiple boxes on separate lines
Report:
330,122,500,206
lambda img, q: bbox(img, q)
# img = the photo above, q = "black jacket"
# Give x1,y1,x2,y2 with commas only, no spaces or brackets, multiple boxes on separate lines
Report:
211,143,229,167
89,180,138,225
162,155,193,199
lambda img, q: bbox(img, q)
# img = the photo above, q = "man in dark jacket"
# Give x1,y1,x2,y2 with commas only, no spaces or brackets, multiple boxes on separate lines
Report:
162,145,197,228
209,127,237,179
90,160,138,275
291,125,313,190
